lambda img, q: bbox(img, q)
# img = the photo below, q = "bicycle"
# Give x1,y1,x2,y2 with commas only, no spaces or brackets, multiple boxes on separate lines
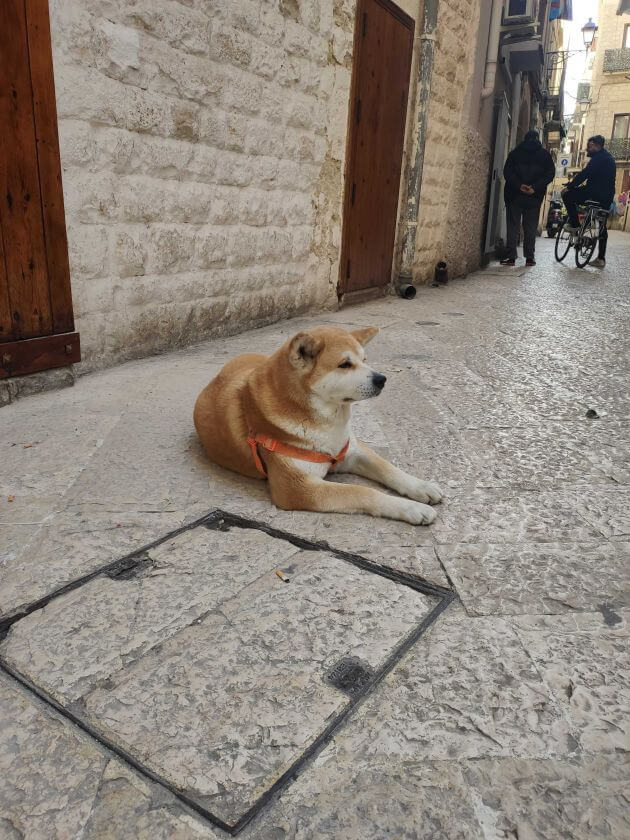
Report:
555,200,610,268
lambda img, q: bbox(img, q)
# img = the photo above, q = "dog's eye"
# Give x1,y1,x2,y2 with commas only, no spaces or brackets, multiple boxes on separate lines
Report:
338,360,353,369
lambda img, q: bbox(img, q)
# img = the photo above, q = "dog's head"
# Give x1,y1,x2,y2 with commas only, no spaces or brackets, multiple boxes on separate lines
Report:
284,326,385,405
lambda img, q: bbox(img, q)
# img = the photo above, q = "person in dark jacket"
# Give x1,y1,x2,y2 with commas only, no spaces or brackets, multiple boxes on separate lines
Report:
562,135,616,268
501,130,555,267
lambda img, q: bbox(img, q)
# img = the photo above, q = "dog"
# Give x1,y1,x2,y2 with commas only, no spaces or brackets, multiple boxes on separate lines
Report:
193,326,442,524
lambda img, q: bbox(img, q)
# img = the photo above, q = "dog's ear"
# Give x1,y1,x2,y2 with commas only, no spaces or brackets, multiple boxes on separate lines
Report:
351,326,379,346
288,332,324,367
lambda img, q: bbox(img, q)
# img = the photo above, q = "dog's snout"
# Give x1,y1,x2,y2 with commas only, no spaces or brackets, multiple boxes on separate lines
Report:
372,372,387,390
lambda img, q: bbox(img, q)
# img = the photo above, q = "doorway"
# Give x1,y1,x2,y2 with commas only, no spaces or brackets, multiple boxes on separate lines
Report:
1,0,79,379
338,0,414,300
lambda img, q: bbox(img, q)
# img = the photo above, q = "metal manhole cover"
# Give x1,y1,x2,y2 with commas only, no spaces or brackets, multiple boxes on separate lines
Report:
326,656,375,696
0,510,452,835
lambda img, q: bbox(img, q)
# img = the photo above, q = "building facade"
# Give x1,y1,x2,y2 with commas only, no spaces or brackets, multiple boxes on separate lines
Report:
0,0,567,381
1,0,500,377
577,0,630,229
480,0,565,259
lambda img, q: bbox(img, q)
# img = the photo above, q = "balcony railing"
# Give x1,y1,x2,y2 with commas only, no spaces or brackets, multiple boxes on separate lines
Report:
608,137,630,161
603,48,630,73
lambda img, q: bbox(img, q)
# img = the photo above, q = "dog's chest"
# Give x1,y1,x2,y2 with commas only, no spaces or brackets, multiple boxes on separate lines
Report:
283,419,350,477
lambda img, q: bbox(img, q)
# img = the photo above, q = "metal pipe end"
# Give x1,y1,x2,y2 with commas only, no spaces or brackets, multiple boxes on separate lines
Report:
398,283,417,300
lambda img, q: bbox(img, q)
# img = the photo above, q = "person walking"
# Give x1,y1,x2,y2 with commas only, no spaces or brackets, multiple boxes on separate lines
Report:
500,130,555,267
562,135,616,269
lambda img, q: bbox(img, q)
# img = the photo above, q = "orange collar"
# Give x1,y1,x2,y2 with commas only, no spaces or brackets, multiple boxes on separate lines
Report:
246,432,350,477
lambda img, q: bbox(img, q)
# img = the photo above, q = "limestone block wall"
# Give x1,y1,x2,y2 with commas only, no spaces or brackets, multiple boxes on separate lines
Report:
411,0,488,283
50,0,357,370
49,0,490,371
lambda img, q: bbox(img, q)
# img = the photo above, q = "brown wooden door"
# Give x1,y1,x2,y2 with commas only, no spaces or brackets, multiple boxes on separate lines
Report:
0,0,80,379
339,0,414,297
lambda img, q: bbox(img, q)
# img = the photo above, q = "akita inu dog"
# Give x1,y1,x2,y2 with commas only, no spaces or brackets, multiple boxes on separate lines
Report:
194,326,442,524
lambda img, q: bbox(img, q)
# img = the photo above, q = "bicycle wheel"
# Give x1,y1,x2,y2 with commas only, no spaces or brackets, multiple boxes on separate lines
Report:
555,223,572,262
575,216,597,268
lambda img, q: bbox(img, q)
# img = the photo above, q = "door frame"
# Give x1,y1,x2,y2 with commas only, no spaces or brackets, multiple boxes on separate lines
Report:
337,0,415,303
0,0,80,379
483,93,510,259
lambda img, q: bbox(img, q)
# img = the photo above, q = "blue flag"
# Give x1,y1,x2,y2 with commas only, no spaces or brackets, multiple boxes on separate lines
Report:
550,0,573,20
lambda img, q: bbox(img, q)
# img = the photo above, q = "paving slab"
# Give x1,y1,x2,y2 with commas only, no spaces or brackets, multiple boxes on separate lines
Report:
1,520,442,831
1,526,302,701
240,749,484,840
0,503,211,624
0,676,216,840
430,488,605,545
437,540,630,616
462,754,630,840
458,422,618,489
576,486,630,539
323,605,574,762
513,610,630,754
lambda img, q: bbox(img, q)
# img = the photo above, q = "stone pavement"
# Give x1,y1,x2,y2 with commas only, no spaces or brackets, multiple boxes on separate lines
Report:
1,232,629,839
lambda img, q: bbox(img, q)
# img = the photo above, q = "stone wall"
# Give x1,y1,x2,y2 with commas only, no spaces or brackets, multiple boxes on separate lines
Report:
51,0,359,370
50,0,491,371
410,0,487,283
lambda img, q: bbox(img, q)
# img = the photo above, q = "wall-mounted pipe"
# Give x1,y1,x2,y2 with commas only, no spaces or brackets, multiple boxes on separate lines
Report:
481,0,503,99
396,0,439,296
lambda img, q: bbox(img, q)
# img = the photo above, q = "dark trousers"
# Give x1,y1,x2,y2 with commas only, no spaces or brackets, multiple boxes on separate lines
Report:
598,225,608,260
563,185,603,227
563,186,609,258
505,200,540,261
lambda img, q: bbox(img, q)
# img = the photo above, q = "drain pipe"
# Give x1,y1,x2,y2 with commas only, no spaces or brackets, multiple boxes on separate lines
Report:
396,0,439,298
481,0,503,99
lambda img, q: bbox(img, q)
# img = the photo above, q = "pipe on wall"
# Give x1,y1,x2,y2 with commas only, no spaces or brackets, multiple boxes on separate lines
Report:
396,0,439,296
481,0,503,99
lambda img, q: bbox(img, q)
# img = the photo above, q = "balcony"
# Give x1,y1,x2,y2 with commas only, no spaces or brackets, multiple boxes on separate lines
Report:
608,137,630,161
501,37,544,79
541,91,563,122
603,48,630,73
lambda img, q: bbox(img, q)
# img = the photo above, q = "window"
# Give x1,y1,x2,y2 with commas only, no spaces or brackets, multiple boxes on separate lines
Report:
612,114,630,139
624,24,630,48
507,0,527,14
503,0,538,23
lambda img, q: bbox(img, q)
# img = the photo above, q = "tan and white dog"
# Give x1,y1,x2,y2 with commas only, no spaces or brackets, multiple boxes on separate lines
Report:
193,325,442,525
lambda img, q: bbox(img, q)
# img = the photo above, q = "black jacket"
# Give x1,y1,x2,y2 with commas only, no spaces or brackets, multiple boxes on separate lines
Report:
503,138,555,205
566,148,616,207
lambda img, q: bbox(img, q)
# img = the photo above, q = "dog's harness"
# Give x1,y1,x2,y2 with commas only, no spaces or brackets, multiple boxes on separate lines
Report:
246,432,350,477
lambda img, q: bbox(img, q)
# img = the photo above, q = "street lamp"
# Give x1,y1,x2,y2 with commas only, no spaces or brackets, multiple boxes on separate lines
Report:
581,18,598,49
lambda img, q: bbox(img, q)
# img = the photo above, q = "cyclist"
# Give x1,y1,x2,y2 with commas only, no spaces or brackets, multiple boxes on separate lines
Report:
562,135,616,268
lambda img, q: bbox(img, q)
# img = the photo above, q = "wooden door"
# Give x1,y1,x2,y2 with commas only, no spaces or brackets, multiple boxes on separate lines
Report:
339,0,414,298
0,0,80,379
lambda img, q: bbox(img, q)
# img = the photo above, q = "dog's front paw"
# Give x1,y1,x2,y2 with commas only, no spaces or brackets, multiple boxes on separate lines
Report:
407,479,443,505
397,499,438,526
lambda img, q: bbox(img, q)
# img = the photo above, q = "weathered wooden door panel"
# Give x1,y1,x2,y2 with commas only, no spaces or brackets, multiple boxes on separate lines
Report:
0,232,12,337
26,0,76,335
0,0,79,377
0,0,52,340
340,0,414,296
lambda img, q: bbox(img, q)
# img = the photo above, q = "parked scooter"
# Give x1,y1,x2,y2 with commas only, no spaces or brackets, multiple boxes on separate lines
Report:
546,200,566,238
